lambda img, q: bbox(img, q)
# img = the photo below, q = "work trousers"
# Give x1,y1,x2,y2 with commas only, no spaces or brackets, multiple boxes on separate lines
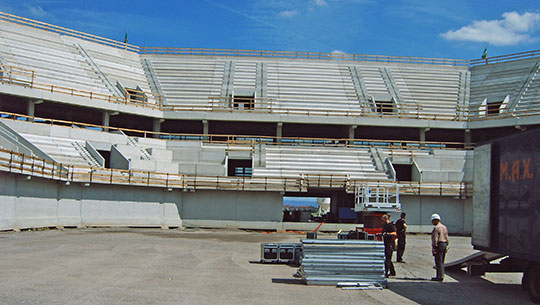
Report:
397,236,406,261
434,242,448,279
385,244,396,276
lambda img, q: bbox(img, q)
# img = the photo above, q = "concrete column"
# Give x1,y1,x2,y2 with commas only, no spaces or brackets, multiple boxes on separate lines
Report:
202,120,209,135
276,122,283,143
330,193,339,219
348,125,357,140
153,118,164,138
27,100,35,118
26,99,42,118
419,128,429,146
102,111,110,132
464,129,471,149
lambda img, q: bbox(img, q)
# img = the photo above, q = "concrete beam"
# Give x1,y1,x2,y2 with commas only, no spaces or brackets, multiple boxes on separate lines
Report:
0,83,163,119
162,110,468,129
467,115,540,129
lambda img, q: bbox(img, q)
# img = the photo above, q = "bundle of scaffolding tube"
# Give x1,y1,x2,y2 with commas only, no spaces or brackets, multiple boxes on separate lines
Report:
298,239,386,287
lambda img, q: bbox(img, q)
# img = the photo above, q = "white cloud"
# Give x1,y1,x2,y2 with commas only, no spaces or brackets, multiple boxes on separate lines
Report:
330,49,348,59
279,9,298,18
314,0,328,7
441,11,540,46
27,5,50,18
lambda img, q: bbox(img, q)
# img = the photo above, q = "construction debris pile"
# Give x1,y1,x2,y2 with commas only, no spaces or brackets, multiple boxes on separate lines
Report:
297,239,386,287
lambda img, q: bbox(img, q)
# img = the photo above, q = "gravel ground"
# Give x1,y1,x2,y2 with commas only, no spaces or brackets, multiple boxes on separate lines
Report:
0,228,532,305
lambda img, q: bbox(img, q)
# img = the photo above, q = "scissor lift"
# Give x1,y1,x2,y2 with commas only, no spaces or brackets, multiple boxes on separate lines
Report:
354,184,401,235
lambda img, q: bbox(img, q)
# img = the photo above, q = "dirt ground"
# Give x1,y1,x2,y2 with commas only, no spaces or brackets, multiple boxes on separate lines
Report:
0,228,532,305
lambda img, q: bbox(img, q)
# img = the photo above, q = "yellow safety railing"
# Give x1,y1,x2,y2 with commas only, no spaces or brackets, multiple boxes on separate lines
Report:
139,47,469,66
0,11,139,52
2,62,540,122
0,147,472,196
0,65,162,109
0,64,35,87
469,49,540,66
0,111,472,150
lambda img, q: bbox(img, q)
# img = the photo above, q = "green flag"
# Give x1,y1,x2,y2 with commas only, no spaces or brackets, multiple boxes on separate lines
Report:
124,31,128,44
481,47,488,59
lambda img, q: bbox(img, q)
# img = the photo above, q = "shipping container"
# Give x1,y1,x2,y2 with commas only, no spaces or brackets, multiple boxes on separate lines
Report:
473,128,540,302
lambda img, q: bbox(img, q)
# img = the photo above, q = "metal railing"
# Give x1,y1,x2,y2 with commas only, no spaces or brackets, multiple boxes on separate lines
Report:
0,147,472,197
139,46,469,66
206,96,465,120
0,11,139,52
3,62,540,122
0,65,162,108
0,111,471,150
469,49,540,66
0,64,34,87
205,96,540,122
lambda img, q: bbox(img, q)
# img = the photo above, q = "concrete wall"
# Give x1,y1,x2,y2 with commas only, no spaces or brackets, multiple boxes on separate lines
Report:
180,190,283,222
0,172,181,230
0,171,283,230
181,220,358,231
110,145,129,170
0,170,471,233
393,195,472,234
472,144,491,247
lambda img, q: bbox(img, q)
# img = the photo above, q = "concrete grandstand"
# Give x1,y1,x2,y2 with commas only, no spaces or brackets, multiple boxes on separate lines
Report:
0,11,539,234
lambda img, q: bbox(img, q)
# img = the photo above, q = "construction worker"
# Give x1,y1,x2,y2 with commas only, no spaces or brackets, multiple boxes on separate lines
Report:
381,214,396,277
431,213,449,281
395,212,407,262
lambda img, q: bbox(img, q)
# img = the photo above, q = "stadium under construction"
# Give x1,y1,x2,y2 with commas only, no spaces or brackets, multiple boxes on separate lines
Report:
0,11,539,234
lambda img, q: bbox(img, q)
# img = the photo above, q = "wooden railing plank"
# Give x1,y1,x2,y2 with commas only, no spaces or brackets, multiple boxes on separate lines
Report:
0,147,472,196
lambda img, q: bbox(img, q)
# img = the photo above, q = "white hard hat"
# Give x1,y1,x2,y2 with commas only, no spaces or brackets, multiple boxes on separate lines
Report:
431,213,441,221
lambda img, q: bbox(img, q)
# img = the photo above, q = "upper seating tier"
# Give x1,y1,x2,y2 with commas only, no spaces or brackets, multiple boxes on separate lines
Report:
0,21,112,95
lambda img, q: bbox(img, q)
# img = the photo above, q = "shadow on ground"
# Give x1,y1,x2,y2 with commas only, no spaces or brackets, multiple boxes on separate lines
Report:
388,270,532,305
271,278,306,285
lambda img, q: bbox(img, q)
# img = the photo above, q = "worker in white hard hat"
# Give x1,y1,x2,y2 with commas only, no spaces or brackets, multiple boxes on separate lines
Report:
431,213,449,281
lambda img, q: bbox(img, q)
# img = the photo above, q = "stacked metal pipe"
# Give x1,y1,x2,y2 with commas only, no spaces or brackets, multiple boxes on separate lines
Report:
299,239,386,287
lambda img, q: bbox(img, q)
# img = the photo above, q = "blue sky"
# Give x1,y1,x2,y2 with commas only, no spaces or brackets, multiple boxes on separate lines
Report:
283,197,319,207
0,0,539,60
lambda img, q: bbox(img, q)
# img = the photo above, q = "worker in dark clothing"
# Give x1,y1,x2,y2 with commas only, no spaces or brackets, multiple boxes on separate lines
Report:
395,212,407,263
431,213,449,281
381,214,397,277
